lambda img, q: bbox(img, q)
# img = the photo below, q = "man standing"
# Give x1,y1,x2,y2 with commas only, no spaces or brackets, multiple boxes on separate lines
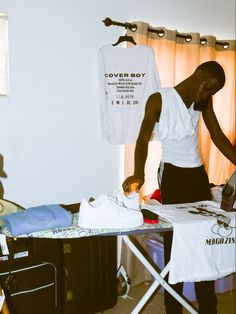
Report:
123,61,236,314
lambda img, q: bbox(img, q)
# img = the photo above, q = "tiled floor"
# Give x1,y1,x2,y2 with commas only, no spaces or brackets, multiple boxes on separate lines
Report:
100,282,236,314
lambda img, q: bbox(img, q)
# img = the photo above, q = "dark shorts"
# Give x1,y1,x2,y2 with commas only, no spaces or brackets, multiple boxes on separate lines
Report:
159,162,211,204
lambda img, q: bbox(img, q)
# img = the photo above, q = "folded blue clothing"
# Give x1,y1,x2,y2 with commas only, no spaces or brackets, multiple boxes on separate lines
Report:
2,204,72,236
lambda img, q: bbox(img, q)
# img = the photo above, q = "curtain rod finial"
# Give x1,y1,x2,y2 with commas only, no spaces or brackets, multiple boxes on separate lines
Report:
103,17,113,27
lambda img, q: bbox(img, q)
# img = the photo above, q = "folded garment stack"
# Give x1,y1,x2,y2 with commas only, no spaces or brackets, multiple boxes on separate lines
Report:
1,204,72,236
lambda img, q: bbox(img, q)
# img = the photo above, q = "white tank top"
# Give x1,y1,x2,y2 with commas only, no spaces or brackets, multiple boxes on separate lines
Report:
155,87,202,168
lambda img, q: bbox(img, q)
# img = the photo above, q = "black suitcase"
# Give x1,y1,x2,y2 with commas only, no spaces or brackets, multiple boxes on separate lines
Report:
0,261,58,314
0,237,64,314
63,236,118,314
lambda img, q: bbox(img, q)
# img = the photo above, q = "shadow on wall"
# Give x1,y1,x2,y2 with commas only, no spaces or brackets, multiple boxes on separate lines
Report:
0,154,7,198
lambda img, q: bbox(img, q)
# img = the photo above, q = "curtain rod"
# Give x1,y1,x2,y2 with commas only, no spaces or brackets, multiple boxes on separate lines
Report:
103,17,229,48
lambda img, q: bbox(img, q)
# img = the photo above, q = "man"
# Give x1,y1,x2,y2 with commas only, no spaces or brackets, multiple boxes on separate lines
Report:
123,61,236,314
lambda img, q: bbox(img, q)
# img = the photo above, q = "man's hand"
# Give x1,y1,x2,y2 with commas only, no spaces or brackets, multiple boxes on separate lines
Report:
122,176,144,195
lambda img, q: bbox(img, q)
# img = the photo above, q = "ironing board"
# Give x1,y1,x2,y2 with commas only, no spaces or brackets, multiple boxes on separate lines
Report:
0,212,199,314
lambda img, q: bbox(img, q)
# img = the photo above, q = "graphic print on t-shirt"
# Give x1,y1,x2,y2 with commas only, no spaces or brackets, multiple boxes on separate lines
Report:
105,72,146,106
187,205,236,238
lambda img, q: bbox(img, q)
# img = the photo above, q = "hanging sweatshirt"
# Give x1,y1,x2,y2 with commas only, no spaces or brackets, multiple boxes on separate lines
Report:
98,44,161,144
155,87,202,167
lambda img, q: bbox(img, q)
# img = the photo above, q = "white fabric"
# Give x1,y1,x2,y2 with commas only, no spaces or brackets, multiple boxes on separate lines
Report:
78,193,143,229
211,186,223,203
155,88,202,167
115,191,140,210
91,191,140,210
143,200,236,284
0,289,5,312
98,44,161,144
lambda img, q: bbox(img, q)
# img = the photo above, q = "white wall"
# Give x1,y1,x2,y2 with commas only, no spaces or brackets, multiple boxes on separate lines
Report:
0,0,235,207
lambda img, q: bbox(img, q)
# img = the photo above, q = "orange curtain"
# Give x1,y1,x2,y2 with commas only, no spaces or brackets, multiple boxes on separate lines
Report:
125,22,236,194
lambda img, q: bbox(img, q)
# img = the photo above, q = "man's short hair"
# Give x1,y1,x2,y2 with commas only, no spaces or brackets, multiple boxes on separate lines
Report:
195,61,225,89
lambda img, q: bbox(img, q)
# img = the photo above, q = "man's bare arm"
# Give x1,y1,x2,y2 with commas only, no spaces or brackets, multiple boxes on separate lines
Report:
122,93,162,193
202,98,236,165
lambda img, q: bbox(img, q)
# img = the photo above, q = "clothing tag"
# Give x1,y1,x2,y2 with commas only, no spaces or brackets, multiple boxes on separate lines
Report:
0,234,9,255
0,289,5,311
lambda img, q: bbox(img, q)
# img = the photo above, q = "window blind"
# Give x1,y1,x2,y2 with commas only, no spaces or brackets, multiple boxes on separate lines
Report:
0,13,9,96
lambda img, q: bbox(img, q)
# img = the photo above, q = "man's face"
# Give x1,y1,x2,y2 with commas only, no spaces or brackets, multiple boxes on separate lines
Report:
194,76,221,111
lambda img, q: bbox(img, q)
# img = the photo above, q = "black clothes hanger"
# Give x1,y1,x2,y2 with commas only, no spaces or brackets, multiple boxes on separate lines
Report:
102,17,137,46
112,33,137,46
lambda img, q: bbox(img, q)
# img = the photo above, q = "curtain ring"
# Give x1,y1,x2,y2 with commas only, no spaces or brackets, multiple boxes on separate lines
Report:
185,35,192,42
222,42,229,49
200,38,208,45
216,41,230,49
128,24,137,32
158,30,165,37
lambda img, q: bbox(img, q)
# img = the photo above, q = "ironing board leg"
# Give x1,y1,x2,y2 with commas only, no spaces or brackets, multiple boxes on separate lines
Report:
122,235,198,314
117,235,123,269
